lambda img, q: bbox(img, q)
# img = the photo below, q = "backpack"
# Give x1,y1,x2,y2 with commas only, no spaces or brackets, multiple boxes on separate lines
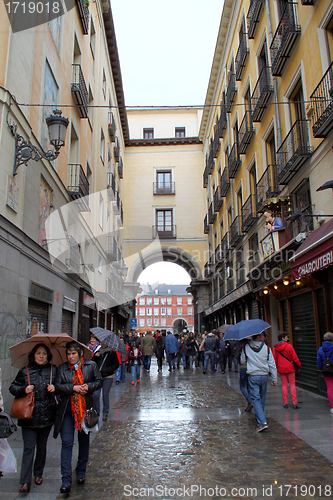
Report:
0,410,18,438
322,356,333,374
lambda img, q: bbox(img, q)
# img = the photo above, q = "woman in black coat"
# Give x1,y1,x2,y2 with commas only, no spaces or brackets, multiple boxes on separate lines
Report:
54,341,102,495
9,343,57,493
92,344,119,420
155,333,165,372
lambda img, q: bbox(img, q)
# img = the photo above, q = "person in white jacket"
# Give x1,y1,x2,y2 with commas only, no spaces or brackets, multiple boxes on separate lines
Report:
240,333,277,432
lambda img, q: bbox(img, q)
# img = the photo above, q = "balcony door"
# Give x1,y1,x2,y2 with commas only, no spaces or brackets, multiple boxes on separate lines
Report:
156,171,172,194
156,209,173,237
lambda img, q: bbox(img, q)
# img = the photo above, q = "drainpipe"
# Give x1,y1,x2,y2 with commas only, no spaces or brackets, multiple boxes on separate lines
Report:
265,0,283,149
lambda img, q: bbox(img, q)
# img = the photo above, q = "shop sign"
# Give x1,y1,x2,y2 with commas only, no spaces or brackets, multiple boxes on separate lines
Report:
30,282,53,304
296,250,333,278
204,282,251,316
83,292,96,308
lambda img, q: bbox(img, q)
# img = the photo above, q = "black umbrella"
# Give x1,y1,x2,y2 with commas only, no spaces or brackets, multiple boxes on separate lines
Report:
90,327,127,355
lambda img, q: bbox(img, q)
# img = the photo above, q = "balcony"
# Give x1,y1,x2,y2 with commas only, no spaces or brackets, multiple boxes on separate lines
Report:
256,164,280,212
215,244,223,268
208,201,217,224
212,129,221,158
153,182,175,195
251,66,273,122
226,73,237,113
276,120,313,185
270,2,301,77
228,142,241,178
114,137,120,161
220,166,230,196
204,258,215,279
118,203,124,227
218,102,228,138
75,0,89,35
247,0,265,39
203,164,209,188
241,194,258,232
239,110,255,154
106,236,117,262
118,156,123,179
71,64,88,118
108,111,116,141
214,185,223,213
310,62,333,138
206,147,215,175
204,214,209,234
301,0,314,4
107,171,116,200
230,216,243,247
235,33,249,81
152,225,177,239
67,164,89,210
113,190,121,214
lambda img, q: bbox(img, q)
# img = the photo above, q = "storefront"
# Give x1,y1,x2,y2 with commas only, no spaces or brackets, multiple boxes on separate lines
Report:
27,282,53,336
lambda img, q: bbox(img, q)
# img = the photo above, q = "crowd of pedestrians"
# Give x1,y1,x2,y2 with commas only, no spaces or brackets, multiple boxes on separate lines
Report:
4,326,333,493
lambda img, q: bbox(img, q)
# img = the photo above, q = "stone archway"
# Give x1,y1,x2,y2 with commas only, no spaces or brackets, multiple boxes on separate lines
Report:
173,318,188,334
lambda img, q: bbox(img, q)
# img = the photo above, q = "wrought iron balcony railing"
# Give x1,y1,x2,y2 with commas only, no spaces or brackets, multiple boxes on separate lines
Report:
108,111,116,141
241,194,258,232
310,62,333,138
212,129,221,158
228,142,241,178
218,102,228,138
113,190,121,214
251,66,273,122
247,0,265,39
114,136,120,161
301,0,314,4
208,201,217,224
67,164,89,210
226,73,237,113
118,156,123,179
107,171,116,199
75,0,89,35
239,110,255,154
204,214,209,234
221,232,231,256
118,203,124,227
220,166,230,197
153,182,175,195
276,119,313,184
206,147,215,174
256,164,280,212
106,235,117,262
152,225,177,239
71,64,88,118
204,260,215,279
214,185,223,213
235,33,249,81
270,2,301,77
203,164,209,188
230,216,243,247
215,244,223,268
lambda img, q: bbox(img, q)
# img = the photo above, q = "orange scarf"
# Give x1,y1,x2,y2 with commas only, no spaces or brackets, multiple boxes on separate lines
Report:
69,357,86,430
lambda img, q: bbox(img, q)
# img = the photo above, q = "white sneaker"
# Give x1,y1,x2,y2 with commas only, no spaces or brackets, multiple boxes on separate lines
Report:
330,408,333,414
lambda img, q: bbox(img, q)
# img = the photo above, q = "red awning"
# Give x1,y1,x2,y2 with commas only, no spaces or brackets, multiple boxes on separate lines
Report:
290,218,333,280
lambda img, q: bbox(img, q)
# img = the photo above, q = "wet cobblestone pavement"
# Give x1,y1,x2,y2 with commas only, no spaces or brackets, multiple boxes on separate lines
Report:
2,361,333,500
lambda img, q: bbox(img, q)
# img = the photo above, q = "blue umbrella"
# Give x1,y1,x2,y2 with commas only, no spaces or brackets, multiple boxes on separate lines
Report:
223,319,271,341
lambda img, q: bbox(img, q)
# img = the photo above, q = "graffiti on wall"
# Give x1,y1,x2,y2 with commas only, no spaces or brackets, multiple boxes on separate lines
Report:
0,313,25,360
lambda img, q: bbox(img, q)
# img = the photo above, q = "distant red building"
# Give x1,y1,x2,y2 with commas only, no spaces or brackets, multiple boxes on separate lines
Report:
135,284,194,334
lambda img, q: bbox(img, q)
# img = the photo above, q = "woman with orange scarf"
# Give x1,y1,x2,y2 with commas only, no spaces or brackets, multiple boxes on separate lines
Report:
54,342,102,495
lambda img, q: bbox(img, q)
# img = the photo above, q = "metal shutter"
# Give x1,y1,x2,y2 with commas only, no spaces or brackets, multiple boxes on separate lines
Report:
27,299,49,336
61,310,73,336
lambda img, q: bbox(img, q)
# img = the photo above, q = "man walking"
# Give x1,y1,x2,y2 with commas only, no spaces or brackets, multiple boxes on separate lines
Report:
203,333,217,374
141,331,156,372
241,332,277,432
165,331,179,371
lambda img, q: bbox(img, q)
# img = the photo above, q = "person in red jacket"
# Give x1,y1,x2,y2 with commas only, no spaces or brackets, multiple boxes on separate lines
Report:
273,332,301,409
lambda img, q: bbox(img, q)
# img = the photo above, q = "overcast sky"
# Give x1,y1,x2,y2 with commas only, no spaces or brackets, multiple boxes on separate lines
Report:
111,0,223,107
138,262,191,285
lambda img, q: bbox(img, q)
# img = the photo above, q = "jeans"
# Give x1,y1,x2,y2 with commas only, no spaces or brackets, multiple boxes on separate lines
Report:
143,355,152,371
60,413,90,486
115,362,126,382
177,352,186,368
239,368,251,404
20,425,52,483
228,354,239,371
131,364,140,382
203,352,215,372
94,377,113,416
248,375,268,425
168,353,176,369
188,355,196,368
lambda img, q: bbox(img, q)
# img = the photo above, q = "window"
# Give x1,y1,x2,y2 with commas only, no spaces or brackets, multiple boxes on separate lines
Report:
175,127,185,138
154,318,159,326
139,308,145,316
187,307,193,315
161,308,166,315
248,234,260,270
147,298,152,305
99,193,104,229
168,289,171,295
147,317,152,326
90,19,96,59
139,318,145,327
143,128,154,139
187,297,192,305
161,318,166,326
155,209,174,237
177,307,183,315
154,308,159,316
139,297,145,305
154,297,159,305
100,129,105,163
146,308,152,316
102,69,106,99
177,297,182,305
167,297,172,305
161,297,166,305
155,170,173,194
167,307,172,315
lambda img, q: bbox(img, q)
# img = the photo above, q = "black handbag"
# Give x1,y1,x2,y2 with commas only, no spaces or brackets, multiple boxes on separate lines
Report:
84,408,99,428
0,410,18,438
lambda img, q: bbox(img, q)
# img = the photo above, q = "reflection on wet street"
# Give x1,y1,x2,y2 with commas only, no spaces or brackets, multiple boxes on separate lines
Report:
64,362,333,500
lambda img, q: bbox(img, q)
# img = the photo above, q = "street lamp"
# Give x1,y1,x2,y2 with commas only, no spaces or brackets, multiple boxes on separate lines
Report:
12,109,69,176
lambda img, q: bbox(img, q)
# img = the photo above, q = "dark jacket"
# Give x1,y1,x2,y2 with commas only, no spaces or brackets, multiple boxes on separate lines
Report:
53,360,102,438
9,362,57,429
92,348,119,378
155,335,165,358
203,336,216,353
128,347,143,367
317,341,333,377
185,337,198,356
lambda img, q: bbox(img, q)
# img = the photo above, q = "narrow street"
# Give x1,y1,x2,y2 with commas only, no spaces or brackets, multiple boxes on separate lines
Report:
2,361,333,500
